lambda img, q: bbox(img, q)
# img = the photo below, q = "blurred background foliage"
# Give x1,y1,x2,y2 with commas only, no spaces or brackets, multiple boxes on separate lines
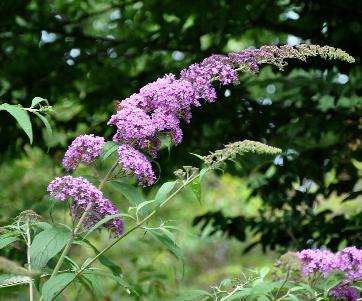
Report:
0,0,361,300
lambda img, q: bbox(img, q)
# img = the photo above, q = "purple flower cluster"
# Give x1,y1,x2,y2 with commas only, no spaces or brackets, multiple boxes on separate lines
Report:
297,249,335,274
63,134,105,171
329,284,359,301
297,247,362,280
55,45,352,187
106,48,282,185
118,145,156,186
107,44,354,186
47,176,123,236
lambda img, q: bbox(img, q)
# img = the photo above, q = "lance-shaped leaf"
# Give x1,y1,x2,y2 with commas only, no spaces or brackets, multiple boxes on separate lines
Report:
0,103,33,143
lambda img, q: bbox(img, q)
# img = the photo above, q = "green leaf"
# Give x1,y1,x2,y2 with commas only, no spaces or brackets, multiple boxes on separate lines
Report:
158,133,172,154
259,267,270,279
136,200,156,216
199,167,208,181
0,274,30,288
190,179,202,204
31,97,48,108
83,213,133,239
30,226,72,270
82,272,104,297
287,294,301,301
99,141,119,161
173,289,211,301
81,239,123,276
82,269,134,295
0,236,18,249
33,111,53,139
189,168,208,204
248,281,281,299
147,228,183,259
41,272,75,301
111,181,146,207
189,152,205,160
223,289,250,300
0,103,33,143
37,222,53,230
79,245,136,295
154,181,177,208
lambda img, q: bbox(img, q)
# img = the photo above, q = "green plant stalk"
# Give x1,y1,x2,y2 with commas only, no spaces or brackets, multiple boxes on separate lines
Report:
26,222,34,301
48,160,119,281
54,170,203,298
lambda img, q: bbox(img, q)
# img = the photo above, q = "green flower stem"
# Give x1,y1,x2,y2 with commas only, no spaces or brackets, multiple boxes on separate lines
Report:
54,170,203,299
47,160,119,281
26,222,34,301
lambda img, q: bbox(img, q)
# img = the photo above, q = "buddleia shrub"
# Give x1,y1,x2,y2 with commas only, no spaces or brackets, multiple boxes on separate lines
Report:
0,44,355,300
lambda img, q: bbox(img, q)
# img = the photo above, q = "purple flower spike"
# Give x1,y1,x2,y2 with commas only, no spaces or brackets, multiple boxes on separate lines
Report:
329,284,359,301
118,145,156,187
63,134,105,171
106,45,354,186
47,176,123,236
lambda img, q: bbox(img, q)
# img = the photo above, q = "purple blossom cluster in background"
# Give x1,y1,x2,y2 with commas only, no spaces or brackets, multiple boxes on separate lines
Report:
107,44,354,186
48,176,123,236
62,134,105,170
297,247,362,301
297,247,362,280
329,284,359,301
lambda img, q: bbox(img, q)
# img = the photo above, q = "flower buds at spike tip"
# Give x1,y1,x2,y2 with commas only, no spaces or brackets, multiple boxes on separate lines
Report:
174,169,187,179
202,140,282,169
16,210,41,224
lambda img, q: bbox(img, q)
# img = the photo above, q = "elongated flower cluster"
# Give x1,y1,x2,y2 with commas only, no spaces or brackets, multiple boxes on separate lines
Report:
47,176,123,236
107,44,354,186
329,284,359,301
63,134,105,170
297,247,362,280
118,145,155,186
